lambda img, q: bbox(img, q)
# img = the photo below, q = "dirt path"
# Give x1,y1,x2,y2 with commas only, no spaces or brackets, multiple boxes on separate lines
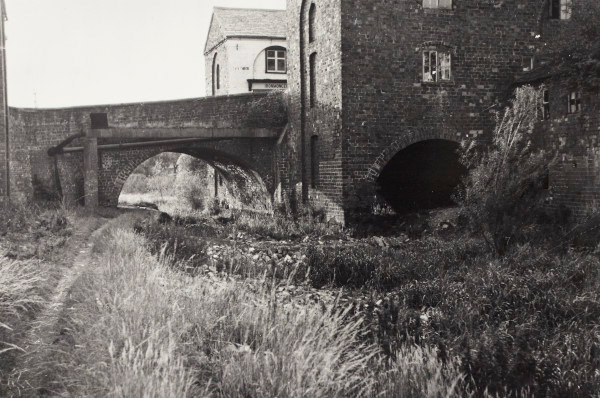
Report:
6,215,110,396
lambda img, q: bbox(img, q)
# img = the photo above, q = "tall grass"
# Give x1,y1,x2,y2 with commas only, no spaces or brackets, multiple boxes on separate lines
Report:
15,217,466,397
0,255,47,350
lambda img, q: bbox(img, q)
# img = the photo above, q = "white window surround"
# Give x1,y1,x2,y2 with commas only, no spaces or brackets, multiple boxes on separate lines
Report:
423,0,452,9
549,0,572,20
568,91,581,114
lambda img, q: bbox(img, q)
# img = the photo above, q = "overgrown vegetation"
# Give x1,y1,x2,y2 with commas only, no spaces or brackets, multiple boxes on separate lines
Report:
0,203,75,394
246,90,288,128
9,218,468,397
455,85,556,255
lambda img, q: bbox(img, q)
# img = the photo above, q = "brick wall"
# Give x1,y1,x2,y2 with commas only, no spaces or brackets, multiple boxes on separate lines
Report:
537,81,600,216
339,0,544,218
7,93,276,204
285,0,345,223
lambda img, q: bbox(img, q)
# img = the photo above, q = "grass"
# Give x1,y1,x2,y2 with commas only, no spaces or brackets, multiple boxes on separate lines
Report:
10,215,467,397
0,202,78,395
135,209,600,397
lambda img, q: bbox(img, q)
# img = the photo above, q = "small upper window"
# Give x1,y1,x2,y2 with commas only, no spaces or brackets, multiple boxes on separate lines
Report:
423,50,451,82
266,48,287,73
522,56,534,72
567,91,581,114
216,65,220,90
542,89,550,120
309,4,316,43
423,0,452,9
549,0,572,20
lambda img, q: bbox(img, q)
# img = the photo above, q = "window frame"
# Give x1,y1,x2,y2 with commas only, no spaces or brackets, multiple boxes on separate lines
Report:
567,90,581,114
423,50,452,83
549,0,572,20
423,0,452,9
522,56,534,72
265,47,287,74
542,89,550,120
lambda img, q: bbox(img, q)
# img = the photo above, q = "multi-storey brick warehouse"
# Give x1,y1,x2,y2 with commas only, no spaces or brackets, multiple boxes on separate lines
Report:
282,0,599,223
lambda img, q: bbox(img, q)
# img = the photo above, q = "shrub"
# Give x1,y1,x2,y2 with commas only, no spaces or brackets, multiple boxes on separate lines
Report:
306,237,488,289
246,91,288,128
120,173,149,194
456,85,556,255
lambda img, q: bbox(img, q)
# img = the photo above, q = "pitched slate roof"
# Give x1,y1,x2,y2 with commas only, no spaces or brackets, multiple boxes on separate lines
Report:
204,7,287,54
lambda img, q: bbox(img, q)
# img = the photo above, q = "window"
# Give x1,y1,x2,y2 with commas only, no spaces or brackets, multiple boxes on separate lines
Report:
309,52,317,107
310,135,319,188
549,0,571,20
216,65,220,90
522,56,534,72
309,3,316,43
212,53,218,96
542,89,550,119
423,50,451,82
567,91,581,114
423,0,452,9
266,48,287,73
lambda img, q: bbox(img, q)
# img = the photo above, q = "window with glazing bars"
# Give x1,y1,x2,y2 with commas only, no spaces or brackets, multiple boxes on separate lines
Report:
423,51,451,82
266,49,287,73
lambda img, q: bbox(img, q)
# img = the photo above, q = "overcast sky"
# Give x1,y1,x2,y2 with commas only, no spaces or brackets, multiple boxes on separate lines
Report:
5,0,286,108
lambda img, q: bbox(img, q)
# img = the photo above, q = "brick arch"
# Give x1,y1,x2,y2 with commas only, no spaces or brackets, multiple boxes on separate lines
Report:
98,142,273,207
365,129,460,182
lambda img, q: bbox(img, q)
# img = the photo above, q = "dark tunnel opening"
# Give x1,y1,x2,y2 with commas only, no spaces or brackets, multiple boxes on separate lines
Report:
376,139,466,214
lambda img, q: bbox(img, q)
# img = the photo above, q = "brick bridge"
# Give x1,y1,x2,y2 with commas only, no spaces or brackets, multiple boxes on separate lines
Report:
18,93,282,207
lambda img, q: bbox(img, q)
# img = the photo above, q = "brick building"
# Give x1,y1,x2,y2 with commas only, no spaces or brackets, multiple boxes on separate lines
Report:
204,7,288,95
280,0,600,223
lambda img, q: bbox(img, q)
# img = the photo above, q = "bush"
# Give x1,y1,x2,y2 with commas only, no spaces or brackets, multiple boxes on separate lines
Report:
306,237,488,289
456,85,556,255
175,171,209,212
120,173,149,194
246,91,288,128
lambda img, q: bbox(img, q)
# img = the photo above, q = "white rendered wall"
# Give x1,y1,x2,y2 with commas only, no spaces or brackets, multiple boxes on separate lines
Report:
206,38,287,96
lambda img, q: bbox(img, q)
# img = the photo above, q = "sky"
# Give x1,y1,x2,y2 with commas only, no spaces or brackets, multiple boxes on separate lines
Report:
5,0,286,108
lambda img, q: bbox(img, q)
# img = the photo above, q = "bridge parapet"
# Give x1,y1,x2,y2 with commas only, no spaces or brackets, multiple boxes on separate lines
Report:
9,92,284,206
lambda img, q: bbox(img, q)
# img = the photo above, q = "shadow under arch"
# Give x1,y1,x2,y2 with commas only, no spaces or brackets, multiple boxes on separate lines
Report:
375,139,466,214
106,146,272,211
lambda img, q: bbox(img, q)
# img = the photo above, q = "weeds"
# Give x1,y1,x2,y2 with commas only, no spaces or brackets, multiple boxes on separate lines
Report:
13,217,468,397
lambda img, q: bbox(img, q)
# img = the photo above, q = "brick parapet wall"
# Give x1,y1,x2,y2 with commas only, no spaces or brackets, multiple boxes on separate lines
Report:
7,93,271,203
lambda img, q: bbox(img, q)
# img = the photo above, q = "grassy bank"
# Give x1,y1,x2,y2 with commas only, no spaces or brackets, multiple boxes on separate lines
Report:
0,203,77,394
136,211,600,397
12,215,467,397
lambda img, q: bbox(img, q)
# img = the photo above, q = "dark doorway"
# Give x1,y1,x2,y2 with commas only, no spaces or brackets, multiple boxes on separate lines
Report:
376,139,466,214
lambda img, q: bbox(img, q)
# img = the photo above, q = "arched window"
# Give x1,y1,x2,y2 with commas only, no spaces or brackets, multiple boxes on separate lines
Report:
309,52,317,107
216,64,220,89
212,53,218,96
265,46,287,73
309,3,316,43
